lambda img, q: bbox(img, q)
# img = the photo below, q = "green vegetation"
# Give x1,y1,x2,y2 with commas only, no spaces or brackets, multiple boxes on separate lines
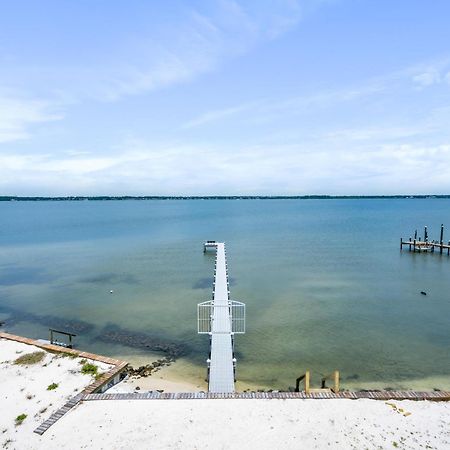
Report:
15,414,27,425
14,352,45,365
47,383,58,391
60,352,78,359
81,362,98,376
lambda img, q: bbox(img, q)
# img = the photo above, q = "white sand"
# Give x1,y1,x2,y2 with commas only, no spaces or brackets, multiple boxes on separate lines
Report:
2,338,449,449
0,339,111,450
34,398,450,449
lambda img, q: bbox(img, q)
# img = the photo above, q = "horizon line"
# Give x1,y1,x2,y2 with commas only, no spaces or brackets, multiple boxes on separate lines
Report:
2,194,450,201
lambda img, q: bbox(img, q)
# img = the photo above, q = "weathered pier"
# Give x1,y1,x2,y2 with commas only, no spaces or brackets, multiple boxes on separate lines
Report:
198,241,245,393
400,224,450,255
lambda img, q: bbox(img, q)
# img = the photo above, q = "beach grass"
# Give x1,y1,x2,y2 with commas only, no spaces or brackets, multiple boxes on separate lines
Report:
14,352,45,365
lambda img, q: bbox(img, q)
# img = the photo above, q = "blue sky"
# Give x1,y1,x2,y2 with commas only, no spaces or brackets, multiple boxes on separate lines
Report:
1,0,450,195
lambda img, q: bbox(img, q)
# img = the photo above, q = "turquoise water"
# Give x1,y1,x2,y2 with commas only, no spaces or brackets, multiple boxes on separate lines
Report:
0,199,449,390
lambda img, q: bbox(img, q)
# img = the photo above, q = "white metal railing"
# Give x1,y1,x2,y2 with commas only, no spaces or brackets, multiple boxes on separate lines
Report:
198,301,213,334
197,300,245,334
230,300,245,334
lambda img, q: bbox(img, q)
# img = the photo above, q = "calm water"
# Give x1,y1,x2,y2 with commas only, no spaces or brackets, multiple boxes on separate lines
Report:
0,199,449,390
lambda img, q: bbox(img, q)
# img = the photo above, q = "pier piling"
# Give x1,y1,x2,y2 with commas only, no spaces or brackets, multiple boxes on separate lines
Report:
400,224,450,256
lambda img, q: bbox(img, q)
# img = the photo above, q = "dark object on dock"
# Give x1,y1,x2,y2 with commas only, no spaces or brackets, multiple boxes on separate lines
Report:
420,291,427,296
49,328,76,348
400,224,450,255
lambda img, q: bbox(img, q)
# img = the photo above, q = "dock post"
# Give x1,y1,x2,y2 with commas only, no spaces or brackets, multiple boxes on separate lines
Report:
424,226,428,242
305,371,310,394
334,370,340,394
409,237,412,251
413,239,416,252
414,230,417,240
400,237,403,250
440,224,444,254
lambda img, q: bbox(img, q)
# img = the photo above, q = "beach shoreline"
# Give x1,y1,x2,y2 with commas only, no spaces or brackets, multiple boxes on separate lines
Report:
1,336,449,449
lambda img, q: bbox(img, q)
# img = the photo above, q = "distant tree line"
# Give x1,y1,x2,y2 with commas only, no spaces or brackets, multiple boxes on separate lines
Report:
1,195,449,201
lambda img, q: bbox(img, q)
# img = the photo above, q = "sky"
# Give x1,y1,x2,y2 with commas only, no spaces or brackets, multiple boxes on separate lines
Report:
1,0,450,196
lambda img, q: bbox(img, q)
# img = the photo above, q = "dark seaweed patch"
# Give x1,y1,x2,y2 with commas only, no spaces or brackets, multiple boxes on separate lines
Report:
0,304,94,334
192,277,213,289
80,272,139,285
97,323,187,358
346,374,360,380
0,266,53,286
193,276,236,289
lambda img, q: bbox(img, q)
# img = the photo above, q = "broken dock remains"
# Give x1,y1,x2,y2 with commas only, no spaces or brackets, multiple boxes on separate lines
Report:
400,224,450,255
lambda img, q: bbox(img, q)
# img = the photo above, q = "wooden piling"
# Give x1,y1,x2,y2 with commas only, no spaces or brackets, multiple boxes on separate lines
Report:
305,371,310,394
334,370,340,394
440,224,444,254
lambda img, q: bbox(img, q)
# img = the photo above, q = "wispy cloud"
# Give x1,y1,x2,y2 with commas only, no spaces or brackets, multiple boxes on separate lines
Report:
1,1,305,104
2,137,450,195
182,56,450,130
410,58,450,88
0,92,62,143
182,102,260,129
181,81,385,129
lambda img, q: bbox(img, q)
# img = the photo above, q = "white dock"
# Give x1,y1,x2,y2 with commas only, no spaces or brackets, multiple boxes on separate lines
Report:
198,242,245,393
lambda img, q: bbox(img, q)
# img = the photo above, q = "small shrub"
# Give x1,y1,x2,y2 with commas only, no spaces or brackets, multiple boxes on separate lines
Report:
14,352,45,365
81,362,98,376
79,358,87,364
15,414,27,425
60,352,78,359
47,383,58,391
26,394,33,400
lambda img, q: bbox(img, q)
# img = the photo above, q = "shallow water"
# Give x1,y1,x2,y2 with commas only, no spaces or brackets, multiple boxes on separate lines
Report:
0,199,449,390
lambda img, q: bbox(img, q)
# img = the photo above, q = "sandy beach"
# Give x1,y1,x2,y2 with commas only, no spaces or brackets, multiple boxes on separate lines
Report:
1,338,450,450
0,338,111,449
16,398,450,449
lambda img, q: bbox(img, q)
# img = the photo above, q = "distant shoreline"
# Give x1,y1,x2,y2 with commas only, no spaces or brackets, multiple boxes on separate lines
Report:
1,195,450,201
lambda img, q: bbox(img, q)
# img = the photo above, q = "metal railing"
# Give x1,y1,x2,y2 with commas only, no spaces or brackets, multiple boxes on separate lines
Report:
197,300,246,334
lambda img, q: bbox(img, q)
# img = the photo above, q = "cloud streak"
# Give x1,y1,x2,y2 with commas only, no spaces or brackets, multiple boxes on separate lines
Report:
2,138,450,196
0,93,62,143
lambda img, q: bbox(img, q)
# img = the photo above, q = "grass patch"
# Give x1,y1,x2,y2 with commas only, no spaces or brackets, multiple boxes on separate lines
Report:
60,352,78,359
15,414,27,425
14,352,45,365
81,362,98,376
47,383,58,391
